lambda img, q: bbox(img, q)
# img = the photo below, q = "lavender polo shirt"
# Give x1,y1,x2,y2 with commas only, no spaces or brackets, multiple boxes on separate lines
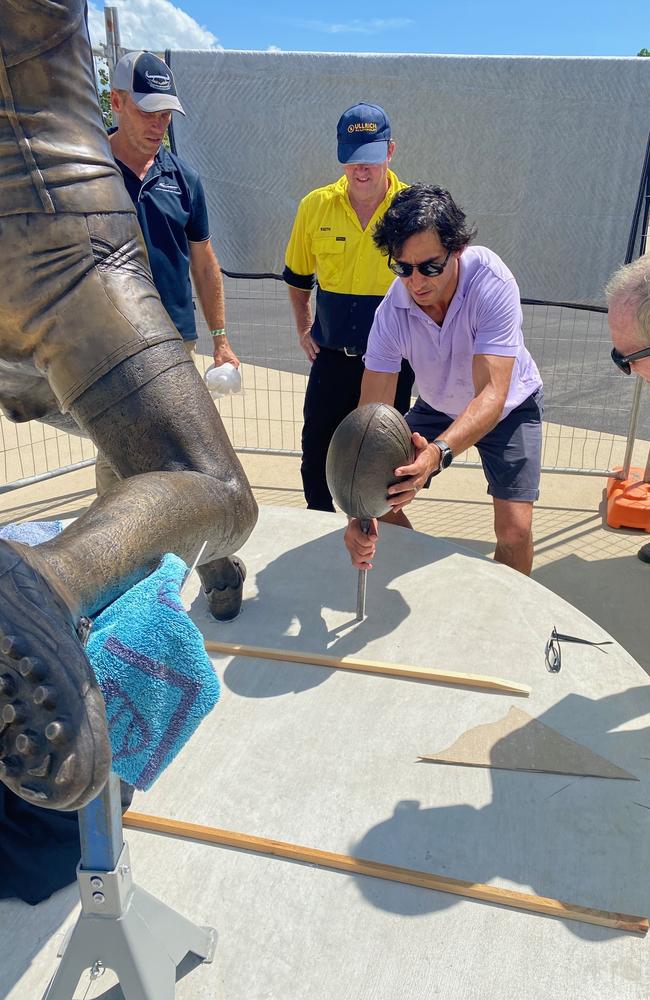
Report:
364,246,542,420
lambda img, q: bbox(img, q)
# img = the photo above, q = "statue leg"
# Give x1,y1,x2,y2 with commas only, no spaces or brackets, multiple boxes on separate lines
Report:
0,218,258,811
0,7,258,811
0,345,257,810
0,210,257,620
44,340,258,620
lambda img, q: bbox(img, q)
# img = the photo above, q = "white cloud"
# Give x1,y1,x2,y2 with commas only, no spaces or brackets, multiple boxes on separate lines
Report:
266,45,282,53
87,0,220,52
301,18,413,35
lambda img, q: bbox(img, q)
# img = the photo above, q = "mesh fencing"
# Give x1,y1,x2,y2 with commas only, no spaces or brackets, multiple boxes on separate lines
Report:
195,276,648,475
0,274,646,491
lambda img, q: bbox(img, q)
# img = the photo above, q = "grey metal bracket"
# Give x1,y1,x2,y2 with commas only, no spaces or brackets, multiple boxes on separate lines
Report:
41,775,216,999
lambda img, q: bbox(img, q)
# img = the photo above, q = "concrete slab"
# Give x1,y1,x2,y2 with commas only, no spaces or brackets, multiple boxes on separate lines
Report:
2,507,649,999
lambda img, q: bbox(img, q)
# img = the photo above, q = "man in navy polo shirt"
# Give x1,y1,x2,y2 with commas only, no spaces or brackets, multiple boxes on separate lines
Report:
95,50,238,493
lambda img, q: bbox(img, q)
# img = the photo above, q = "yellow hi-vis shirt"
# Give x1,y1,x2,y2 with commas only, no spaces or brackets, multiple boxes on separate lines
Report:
283,170,407,352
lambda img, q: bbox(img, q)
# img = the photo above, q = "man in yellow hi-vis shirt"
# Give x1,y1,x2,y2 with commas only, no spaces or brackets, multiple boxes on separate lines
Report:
283,103,414,511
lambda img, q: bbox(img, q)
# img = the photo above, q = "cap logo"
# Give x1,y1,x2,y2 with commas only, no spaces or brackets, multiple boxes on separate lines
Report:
144,70,172,91
347,122,378,134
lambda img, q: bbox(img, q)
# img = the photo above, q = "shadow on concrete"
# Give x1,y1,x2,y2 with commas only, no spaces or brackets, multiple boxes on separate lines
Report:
351,685,650,941
430,495,650,674
0,885,77,1000
216,525,483,699
533,550,650,675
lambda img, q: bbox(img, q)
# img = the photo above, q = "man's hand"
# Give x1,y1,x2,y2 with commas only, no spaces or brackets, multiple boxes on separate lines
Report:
298,329,320,363
386,432,438,512
212,336,240,368
344,517,378,570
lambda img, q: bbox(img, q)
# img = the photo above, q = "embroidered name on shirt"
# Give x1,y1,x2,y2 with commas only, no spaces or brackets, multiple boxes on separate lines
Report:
157,182,181,194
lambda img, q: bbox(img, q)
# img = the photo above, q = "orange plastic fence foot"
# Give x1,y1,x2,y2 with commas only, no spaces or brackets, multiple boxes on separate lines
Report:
606,468,650,532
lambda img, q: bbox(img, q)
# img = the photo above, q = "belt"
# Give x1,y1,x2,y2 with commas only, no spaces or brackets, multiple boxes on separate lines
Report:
326,346,363,357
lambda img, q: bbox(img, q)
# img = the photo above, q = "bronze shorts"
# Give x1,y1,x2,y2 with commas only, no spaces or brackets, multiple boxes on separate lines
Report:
0,211,182,412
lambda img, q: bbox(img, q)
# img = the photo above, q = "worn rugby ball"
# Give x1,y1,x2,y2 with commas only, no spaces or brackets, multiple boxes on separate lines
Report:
326,403,414,519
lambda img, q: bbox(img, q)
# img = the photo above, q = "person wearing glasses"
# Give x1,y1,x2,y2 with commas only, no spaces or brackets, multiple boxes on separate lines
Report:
606,256,650,382
283,103,414,511
344,184,543,576
605,255,650,564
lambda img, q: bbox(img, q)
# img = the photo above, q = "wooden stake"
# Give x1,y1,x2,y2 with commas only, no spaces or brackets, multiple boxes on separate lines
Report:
204,640,530,696
124,811,648,935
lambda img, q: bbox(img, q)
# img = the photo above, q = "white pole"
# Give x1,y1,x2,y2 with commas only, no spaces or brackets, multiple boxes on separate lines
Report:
104,5,122,74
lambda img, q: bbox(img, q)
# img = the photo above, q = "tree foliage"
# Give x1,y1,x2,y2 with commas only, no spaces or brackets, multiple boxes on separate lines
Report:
97,64,113,128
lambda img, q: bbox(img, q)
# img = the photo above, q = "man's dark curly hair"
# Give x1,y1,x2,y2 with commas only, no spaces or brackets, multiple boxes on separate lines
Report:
373,184,477,259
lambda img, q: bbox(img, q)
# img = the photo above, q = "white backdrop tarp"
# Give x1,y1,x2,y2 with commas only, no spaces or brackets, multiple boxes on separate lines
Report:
168,50,649,305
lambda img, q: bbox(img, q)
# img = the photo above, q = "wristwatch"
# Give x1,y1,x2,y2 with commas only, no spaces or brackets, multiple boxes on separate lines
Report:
432,438,453,474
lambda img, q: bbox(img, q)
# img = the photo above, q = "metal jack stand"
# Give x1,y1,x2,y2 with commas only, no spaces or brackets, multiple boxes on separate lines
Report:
42,773,216,999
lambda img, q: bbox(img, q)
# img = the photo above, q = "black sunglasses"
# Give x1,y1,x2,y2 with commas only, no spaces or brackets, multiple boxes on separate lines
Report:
611,345,650,375
388,249,451,278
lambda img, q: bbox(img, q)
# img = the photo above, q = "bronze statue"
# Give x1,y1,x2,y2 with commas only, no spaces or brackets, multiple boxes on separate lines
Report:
0,0,258,811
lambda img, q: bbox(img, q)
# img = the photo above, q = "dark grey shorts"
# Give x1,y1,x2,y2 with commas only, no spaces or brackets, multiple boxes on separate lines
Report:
406,388,544,502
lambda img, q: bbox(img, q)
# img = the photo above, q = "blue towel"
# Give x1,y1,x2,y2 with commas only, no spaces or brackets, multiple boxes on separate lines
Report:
0,522,220,790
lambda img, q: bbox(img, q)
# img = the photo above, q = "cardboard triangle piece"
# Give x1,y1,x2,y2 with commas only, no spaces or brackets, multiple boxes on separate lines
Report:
420,706,637,780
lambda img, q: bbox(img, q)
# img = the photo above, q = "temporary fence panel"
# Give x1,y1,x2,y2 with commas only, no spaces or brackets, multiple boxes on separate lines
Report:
168,49,650,306
1,49,649,490
200,277,648,476
0,277,645,490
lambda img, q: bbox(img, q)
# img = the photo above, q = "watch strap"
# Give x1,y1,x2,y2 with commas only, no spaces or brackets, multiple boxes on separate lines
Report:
433,438,453,471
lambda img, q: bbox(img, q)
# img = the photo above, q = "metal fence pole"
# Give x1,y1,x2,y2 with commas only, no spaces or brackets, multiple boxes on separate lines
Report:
104,6,121,73
621,378,645,480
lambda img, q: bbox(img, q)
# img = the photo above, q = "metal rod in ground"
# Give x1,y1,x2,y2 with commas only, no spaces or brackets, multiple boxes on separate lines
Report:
356,519,371,621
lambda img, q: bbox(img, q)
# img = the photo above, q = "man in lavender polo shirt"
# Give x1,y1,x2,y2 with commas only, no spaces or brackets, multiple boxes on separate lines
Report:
344,184,543,575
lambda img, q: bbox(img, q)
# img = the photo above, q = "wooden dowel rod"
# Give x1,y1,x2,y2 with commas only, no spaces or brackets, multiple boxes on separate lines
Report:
204,640,530,696
124,811,648,935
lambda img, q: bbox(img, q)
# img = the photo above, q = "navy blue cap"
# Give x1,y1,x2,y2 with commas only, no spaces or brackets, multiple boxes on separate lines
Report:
337,103,391,164
113,51,185,115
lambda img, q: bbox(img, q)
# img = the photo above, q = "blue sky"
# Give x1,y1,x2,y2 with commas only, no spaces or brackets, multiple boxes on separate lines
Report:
88,0,649,57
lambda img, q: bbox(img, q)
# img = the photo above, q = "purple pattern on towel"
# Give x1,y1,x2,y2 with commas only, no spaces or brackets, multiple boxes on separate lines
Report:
103,636,202,787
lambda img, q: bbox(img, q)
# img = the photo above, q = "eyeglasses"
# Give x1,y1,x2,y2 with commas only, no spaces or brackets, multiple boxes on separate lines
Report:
388,250,451,278
544,626,613,673
611,345,650,375
544,628,562,673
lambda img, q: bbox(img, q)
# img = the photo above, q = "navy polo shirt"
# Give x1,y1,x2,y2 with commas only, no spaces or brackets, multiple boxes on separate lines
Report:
114,145,210,340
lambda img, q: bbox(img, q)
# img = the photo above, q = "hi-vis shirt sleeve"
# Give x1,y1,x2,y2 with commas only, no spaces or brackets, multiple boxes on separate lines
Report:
283,198,317,290
363,295,404,374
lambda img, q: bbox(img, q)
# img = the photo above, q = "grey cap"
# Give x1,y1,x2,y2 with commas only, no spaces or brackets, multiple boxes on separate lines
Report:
112,51,185,115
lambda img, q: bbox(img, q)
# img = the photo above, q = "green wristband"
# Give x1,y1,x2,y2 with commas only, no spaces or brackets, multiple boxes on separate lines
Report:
210,328,227,338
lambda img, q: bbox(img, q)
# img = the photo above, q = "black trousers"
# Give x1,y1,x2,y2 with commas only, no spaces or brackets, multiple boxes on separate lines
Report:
301,348,415,511
0,781,133,904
